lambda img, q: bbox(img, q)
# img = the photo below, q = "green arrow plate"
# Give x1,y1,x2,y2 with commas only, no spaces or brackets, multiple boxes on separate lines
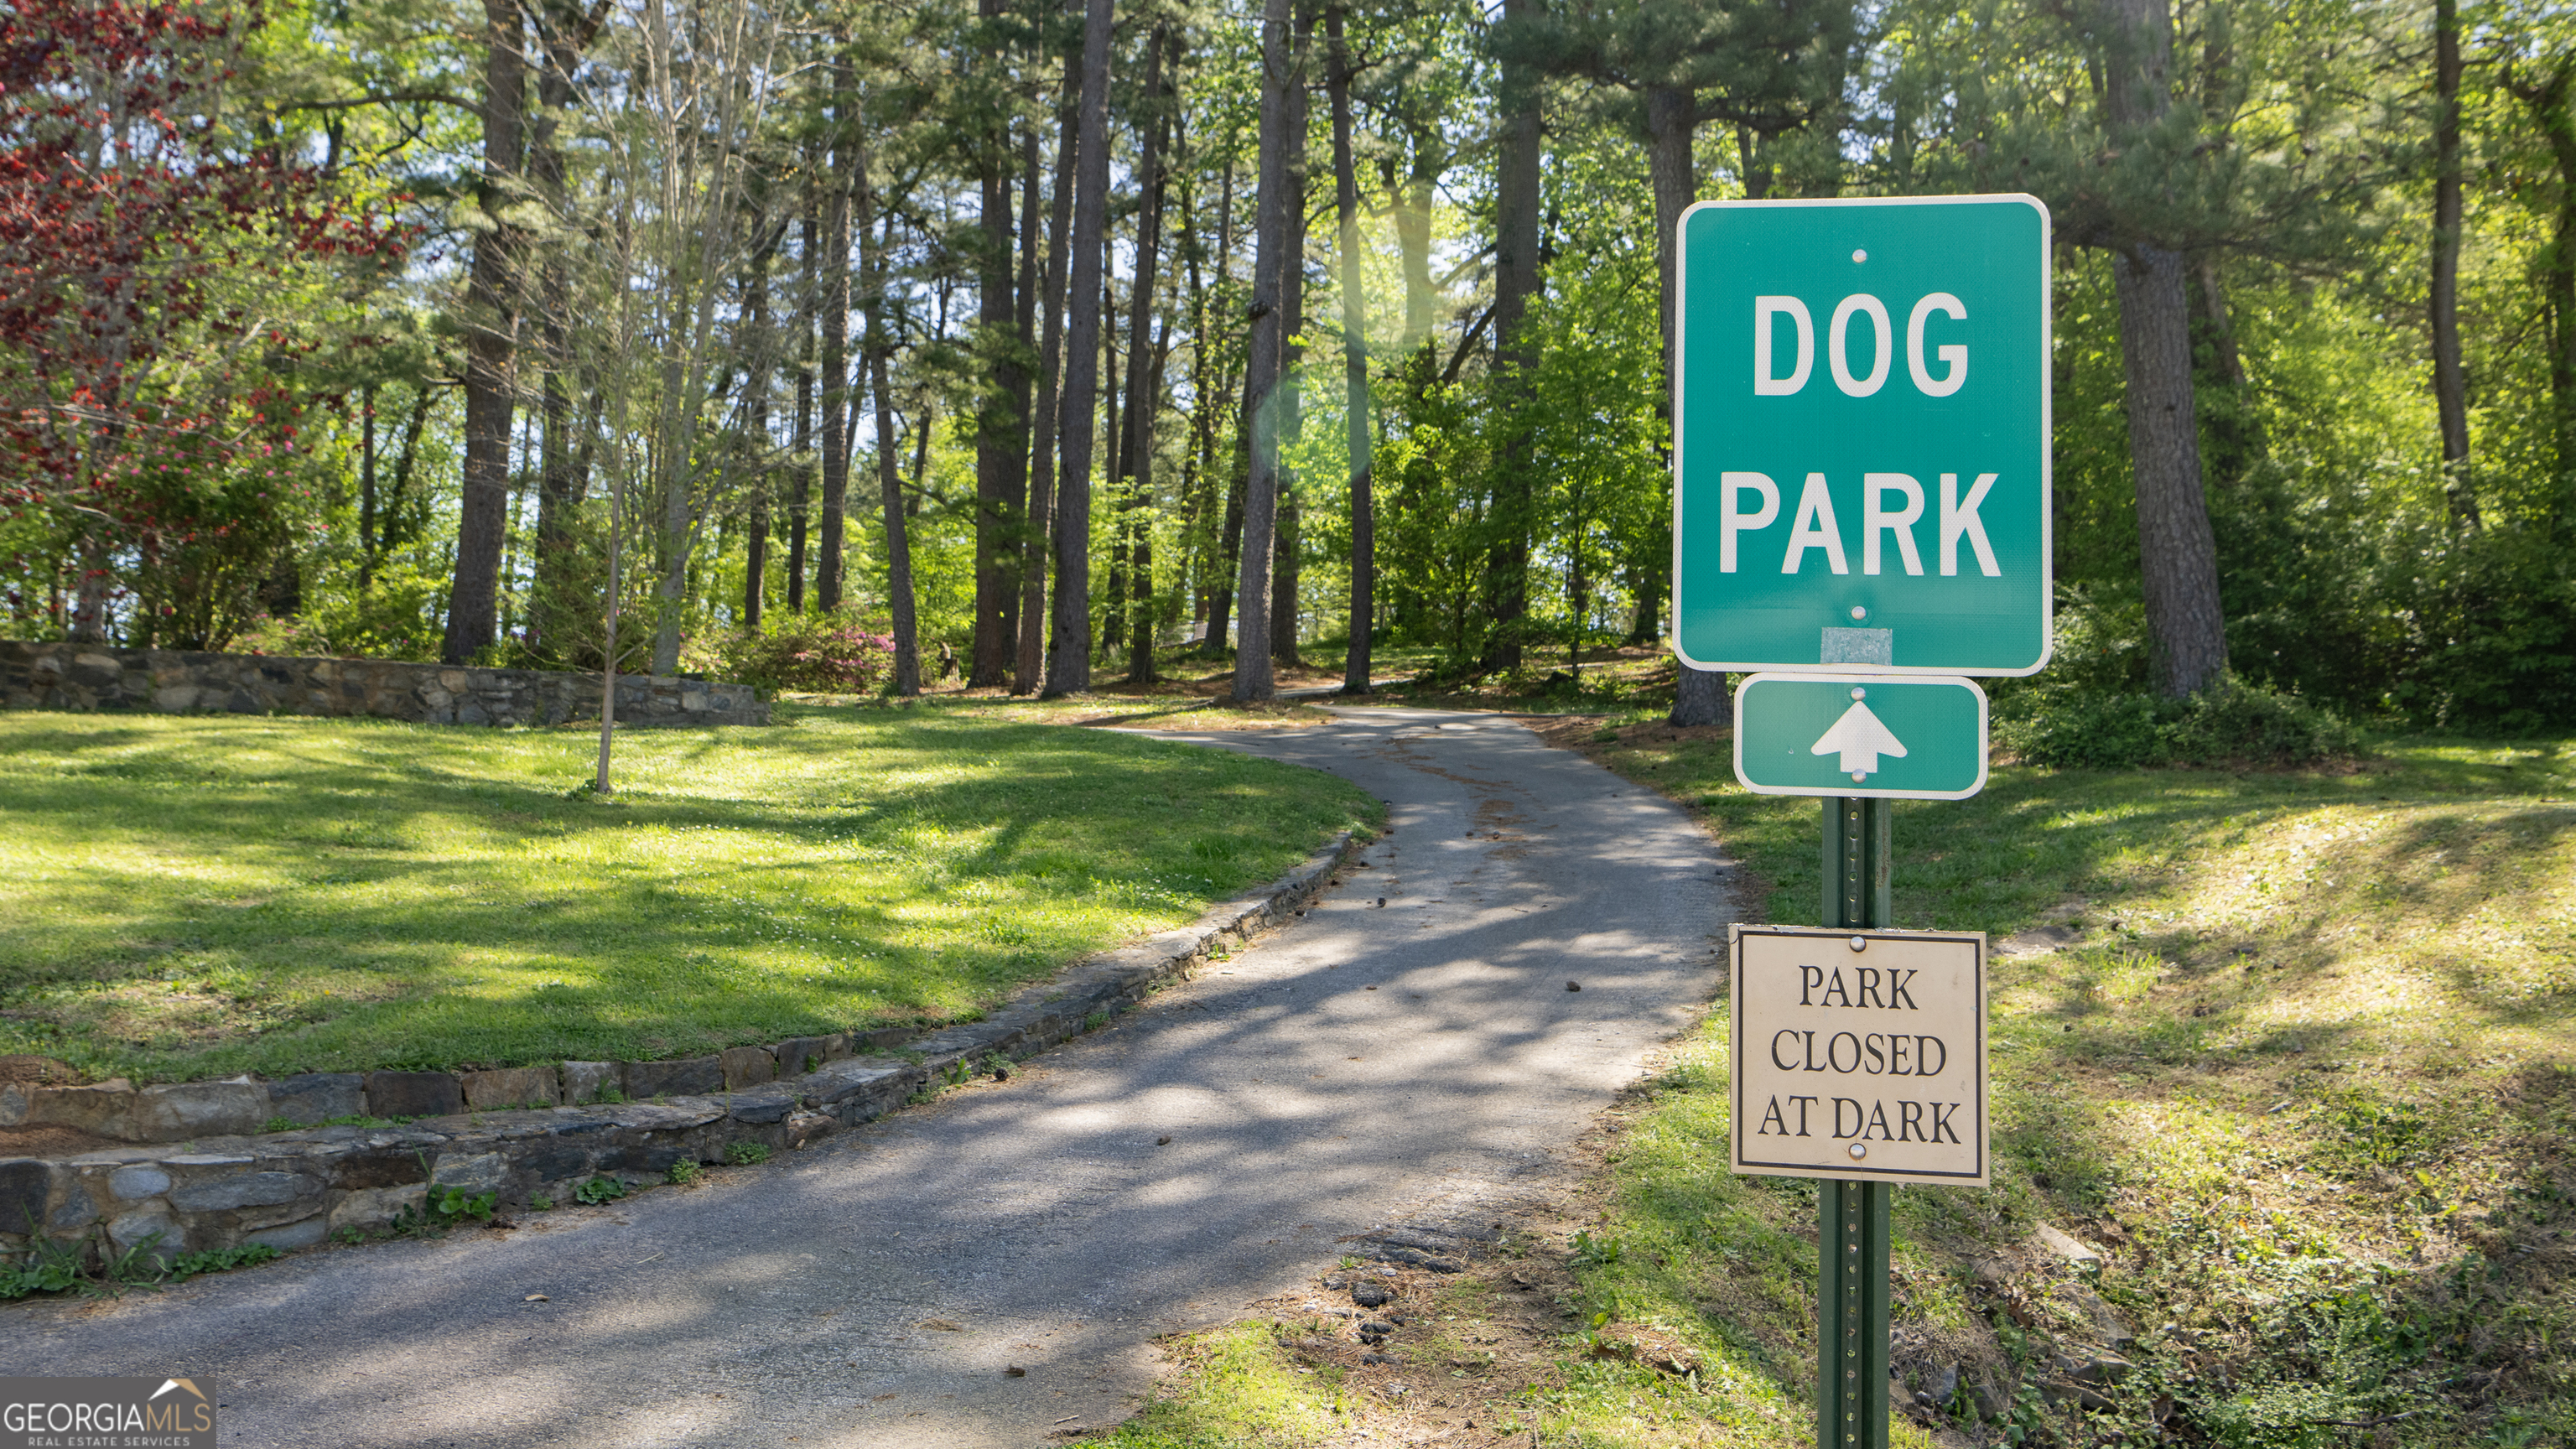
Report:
1732,672,1988,800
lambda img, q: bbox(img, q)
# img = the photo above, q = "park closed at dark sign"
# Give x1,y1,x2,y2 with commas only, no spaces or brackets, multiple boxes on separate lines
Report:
1731,925,1987,1186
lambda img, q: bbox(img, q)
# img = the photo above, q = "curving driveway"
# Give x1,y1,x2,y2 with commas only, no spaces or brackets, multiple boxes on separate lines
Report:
13,705,1734,1447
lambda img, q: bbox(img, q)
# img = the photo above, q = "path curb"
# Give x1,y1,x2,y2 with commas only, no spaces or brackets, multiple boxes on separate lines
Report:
0,832,1355,1269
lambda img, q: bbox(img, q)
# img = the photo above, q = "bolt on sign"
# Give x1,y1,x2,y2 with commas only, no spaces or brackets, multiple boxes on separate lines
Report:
1672,195,2051,678
1731,926,1987,1186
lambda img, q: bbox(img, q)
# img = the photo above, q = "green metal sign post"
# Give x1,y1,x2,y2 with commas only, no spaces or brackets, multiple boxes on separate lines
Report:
1819,797,1893,1449
1680,195,2046,1449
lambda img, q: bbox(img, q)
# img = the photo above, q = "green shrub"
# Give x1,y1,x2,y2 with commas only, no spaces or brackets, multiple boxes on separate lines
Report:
168,1244,280,1281
724,1140,771,1166
0,1237,85,1300
1994,687,2167,769
699,613,894,693
1997,675,2361,769
2165,677,2365,763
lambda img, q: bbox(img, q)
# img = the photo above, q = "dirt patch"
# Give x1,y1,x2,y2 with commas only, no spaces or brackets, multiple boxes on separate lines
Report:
0,1123,120,1157
1223,1099,1732,1446
0,1055,83,1087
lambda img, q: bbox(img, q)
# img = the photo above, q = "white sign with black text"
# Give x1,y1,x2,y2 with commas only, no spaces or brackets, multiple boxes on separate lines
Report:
1730,925,1987,1185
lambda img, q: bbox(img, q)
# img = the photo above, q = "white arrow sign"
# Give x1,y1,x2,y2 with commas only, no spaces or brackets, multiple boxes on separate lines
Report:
1810,699,1909,776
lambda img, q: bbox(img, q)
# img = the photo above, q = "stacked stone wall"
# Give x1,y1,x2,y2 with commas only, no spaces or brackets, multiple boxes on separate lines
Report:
0,641,767,727
0,834,1352,1264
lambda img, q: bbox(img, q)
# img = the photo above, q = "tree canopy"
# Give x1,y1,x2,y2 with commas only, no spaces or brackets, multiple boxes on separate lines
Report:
1,0,2568,729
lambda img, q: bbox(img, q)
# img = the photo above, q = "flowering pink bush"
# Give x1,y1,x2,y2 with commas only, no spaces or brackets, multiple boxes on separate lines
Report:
713,615,895,693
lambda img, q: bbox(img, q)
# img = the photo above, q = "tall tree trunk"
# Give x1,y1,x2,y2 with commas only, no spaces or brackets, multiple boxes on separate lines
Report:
743,229,776,631
817,46,854,614
972,6,1025,687
443,0,527,665
1327,2,1373,694
1233,0,1296,702
1017,53,1080,693
2104,0,2227,697
1271,3,1313,671
1103,270,1124,659
1124,26,1173,684
526,0,605,659
1176,110,1218,647
861,166,922,696
2433,0,2477,529
1648,84,1724,725
358,384,379,592
1044,0,1114,696
1202,153,1244,659
1008,121,1042,681
1480,0,1543,677
789,209,815,614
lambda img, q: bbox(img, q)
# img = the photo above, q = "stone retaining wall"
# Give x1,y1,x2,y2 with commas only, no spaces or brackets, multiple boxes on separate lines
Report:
0,833,1352,1266
0,641,768,728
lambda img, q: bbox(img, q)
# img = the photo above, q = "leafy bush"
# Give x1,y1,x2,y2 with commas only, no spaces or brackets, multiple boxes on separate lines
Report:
700,613,894,693
231,558,449,662
0,1236,84,1300
1997,675,2361,769
168,1243,279,1281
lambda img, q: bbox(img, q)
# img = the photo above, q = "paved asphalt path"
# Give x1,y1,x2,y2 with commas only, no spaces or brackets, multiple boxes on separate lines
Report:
14,705,1734,1447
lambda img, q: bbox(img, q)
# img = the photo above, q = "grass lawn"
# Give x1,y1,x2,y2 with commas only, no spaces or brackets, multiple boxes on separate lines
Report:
1080,725,2576,1448
0,704,1378,1084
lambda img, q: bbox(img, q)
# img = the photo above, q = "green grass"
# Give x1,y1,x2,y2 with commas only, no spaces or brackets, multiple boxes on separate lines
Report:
1532,724,2576,1446
0,703,1377,1083
1078,1322,1347,1447
1083,729,2574,1447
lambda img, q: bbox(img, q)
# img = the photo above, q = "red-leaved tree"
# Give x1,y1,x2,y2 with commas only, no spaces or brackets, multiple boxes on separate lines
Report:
0,0,401,642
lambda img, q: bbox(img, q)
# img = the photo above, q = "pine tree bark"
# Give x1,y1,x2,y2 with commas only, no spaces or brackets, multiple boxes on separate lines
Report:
860,164,922,696
1045,0,1114,696
817,45,854,615
524,0,609,658
1232,0,1296,702
1202,154,1245,659
1122,26,1173,684
1017,53,1079,693
1646,83,1725,724
972,0,1025,687
2432,0,2477,528
443,0,527,665
1010,122,1041,666
788,207,815,614
1481,0,1542,676
1271,2,1314,671
2102,0,2227,697
744,234,775,631
1327,2,1373,694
